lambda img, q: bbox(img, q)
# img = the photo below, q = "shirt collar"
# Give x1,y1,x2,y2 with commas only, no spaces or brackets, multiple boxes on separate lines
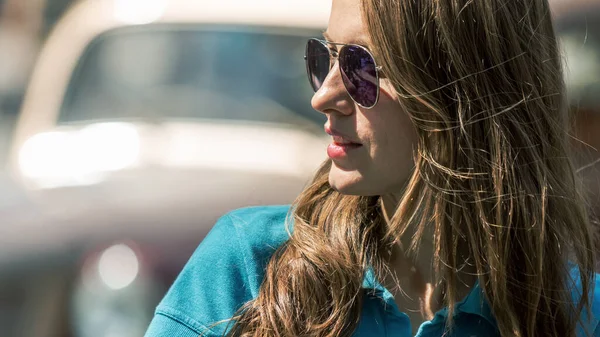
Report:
361,267,496,327
363,265,600,336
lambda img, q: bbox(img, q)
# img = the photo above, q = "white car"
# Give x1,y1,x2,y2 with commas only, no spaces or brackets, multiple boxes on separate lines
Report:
1,0,330,336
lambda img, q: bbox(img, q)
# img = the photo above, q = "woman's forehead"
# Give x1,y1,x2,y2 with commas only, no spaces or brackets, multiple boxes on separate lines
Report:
327,0,371,45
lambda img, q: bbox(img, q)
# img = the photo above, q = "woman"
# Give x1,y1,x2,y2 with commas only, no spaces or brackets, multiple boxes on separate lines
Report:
145,0,600,336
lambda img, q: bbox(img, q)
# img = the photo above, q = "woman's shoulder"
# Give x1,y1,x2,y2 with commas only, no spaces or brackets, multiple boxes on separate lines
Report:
222,204,294,247
144,204,293,337
209,204,295,274
198,203,294,271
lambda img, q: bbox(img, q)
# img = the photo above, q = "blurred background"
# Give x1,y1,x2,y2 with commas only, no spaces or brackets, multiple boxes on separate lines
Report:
0,0,597,336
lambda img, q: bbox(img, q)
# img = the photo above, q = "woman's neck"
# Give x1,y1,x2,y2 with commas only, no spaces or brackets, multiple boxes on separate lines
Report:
380,193,478,323
381,193,436,260
381,193,437,287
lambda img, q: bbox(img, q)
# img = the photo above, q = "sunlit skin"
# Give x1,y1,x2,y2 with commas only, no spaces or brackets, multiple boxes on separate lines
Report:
312,0,418,199
310,0,444,331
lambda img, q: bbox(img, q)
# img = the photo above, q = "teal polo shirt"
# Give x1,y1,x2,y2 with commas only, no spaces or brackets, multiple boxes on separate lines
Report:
144,205,600,337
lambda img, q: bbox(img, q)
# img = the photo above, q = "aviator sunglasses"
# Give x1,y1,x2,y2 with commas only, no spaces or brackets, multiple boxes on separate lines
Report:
304,38,382,109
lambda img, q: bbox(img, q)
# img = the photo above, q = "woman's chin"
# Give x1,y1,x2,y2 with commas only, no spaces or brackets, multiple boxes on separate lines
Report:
328,167,374,196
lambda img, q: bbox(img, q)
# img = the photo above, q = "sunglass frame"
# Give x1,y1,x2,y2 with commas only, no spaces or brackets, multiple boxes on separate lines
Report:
304,38,382,109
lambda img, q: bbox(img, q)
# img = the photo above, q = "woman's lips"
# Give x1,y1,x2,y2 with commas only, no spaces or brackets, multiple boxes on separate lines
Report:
327,142,362,159
331,135,360,145
324,125,363,159
325,126,362,144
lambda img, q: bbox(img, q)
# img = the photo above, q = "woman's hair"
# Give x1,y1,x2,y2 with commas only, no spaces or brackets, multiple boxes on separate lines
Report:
222,0,597,336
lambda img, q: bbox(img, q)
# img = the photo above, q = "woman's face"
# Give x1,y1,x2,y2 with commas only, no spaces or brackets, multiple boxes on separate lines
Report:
312,0,418,196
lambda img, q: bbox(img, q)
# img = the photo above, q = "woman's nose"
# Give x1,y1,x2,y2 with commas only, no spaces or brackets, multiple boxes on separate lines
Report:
310,61,355,116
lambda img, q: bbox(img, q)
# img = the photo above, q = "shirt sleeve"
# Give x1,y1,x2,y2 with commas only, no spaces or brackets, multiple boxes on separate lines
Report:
144,213,256,337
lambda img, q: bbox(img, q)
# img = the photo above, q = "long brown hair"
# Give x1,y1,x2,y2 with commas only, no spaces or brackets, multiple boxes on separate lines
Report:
221,0,597,336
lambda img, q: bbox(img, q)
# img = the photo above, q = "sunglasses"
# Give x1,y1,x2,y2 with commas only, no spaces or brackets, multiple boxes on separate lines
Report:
304,38,382,109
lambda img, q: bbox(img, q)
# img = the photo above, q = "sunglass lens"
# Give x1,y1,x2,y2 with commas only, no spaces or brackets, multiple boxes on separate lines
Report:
339,45,378,108
305,39,330,92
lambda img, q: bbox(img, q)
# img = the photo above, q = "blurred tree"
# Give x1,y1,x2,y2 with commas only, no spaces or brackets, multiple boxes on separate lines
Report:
0,0,44,113
0,0,44,164
0,0,78,165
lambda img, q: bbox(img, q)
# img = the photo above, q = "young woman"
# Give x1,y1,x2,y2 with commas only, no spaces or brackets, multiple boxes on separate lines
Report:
145,0,600,336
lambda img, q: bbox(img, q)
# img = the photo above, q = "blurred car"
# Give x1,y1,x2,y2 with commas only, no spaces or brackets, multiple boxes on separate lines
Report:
1,0,330,336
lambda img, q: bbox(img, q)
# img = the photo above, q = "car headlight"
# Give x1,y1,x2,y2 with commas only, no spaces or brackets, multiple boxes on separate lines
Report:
18,122,140,189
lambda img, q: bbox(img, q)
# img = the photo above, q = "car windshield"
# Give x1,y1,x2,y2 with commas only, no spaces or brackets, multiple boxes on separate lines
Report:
59,24,325,127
